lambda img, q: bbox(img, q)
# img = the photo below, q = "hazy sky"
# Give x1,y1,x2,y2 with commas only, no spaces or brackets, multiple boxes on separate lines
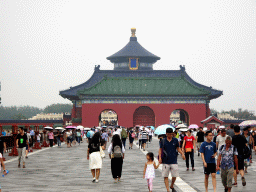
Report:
0,0,255,113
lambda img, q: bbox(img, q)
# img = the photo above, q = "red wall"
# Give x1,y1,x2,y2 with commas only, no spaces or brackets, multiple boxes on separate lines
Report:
81,103,207,127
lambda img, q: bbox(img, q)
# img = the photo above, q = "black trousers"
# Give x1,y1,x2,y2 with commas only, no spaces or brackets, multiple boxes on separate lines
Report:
49,139,53,147
185,149,194,168
111,158,123,178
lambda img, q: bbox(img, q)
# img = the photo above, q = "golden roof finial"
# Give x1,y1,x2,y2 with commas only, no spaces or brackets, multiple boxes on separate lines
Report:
131,28,136,37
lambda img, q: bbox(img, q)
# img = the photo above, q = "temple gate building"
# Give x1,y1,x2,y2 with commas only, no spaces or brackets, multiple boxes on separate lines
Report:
59,28,223,127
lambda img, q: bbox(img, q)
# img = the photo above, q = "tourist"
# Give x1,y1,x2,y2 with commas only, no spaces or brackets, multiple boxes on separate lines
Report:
76,129,81,145
232,125,247,187
72,129,76,146
143,152,159,192
56,130,61,147
25,129,31,158
179,131,185,148
1,130,6,136
226,124,235,137
0,152,7,191
30,128,35,146
87,132,105,183
128,128,135,149
138,130,142,149
196,127,205,156
7,130,11,136
66,129,72,148
216,129,228,152
101,130,108,148
252,130,256,155
0,137,6,159
217,136,239,192
158,128,185,192
182,129,196,171
243,127,252,173
199,131,217,192
36,132,41,143
148,127,153,143
16,127,28,168
48,129,54,147
141,127,148,151
213,130,220,143
121,127,128,149
112,128,119,136
108,134,125,183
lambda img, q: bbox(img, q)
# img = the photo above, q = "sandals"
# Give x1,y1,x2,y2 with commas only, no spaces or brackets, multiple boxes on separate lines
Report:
23,165,26,168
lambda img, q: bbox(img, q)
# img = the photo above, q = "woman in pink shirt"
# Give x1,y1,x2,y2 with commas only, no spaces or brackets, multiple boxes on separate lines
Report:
48,130,54,147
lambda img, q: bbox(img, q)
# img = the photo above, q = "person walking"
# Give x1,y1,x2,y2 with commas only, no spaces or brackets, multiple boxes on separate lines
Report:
217,136,239,192
128,128,135,149
182,129,196,171
76,129,81,145
16,127,28,168
48,129,54,147
148,128,153,143
226,124,235,137
0,151,7,191
141,127,148,151
101,130,108,149
242,127,252,173
121,127,128,149
143,152,159,192
216,129,228,152
108,134,125,183
199,131,217,192
56,130,61,147
196,127,205,156
232,125,247,187
87,132,105,183
25,129,31,158
158,128,185,192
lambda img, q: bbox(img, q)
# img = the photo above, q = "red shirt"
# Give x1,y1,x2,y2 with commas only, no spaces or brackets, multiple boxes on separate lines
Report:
184,136,195,149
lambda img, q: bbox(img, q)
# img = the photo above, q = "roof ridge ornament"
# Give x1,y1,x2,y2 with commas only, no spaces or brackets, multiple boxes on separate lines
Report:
180,65,185,72
131,28,136,37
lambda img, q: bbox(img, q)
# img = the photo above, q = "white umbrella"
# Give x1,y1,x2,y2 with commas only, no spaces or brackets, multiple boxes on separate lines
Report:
84,128,91,131
44,126,53,129
219,125,225,129
55,127,65,130
96,126,101,129
203,127,208,131
179,128,188,132
76,125,84,130
176,124,187,129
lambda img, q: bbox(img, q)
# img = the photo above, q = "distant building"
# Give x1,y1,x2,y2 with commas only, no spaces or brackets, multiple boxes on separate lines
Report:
28,113,64,120
217,113,238,120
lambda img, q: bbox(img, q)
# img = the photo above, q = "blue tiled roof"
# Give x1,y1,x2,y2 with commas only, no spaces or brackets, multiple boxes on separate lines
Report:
59,66,223,100
222,119,244,124
107,37,160,63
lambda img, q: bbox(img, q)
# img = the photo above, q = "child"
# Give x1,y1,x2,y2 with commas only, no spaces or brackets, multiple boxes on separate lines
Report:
0,152,7,191
143,152,159,192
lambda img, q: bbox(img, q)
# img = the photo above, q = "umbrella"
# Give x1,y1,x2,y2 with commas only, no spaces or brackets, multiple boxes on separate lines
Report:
188,124,199,129
176,124,187,129
102,126,107,128
96,126,101,129
55,127,65,130
76,125,84,130
203,127,208,131
44,126,53,130
84,127,91,131
146,126,155,130
219,125,225,129
66,126,76,129
154,124,175,135
239,120,256,127
179,128,188,132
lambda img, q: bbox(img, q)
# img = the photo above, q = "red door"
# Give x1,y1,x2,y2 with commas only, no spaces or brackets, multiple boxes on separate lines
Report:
133,106,155,127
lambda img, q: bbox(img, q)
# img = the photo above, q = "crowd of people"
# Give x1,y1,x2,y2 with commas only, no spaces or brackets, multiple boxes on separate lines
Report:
1,124,256,192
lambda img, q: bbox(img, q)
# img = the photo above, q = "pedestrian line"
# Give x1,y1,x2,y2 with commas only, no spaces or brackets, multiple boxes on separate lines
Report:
133,140,197,192
4,143,63,164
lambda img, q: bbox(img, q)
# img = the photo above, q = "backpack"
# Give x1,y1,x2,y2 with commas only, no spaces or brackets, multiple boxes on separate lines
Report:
112,145,123,158
121,129,127,139
243,145,251,159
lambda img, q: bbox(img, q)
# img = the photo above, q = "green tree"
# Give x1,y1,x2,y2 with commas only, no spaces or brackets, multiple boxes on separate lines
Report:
43,103,72,114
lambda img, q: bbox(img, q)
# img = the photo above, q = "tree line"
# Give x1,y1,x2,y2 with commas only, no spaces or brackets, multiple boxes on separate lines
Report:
0,103,73,120
211,108,256,120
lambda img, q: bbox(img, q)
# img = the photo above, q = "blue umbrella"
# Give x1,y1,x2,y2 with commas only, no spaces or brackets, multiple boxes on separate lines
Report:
154,124,175,135
146,126,155,130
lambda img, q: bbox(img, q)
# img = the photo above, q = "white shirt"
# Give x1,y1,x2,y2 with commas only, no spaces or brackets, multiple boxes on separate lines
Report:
216,135,228,150
108,143,125,154
113,131,120,136
37,134,41,140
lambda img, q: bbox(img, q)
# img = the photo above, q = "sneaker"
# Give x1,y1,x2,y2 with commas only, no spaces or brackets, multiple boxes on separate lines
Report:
186,168,189,171
242,177,246,186
192,168,195,171
170,187,177,192
232,182,237,187
95,180,99,183
92,178,96,182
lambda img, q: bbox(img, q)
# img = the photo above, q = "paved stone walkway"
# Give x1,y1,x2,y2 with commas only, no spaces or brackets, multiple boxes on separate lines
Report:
1,137,256,191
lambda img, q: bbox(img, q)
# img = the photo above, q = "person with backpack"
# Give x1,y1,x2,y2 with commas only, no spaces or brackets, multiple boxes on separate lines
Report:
217,136,239,192
87,132,105,183
121,127,128,149
128,128,135,149
232,125,247,187
108,134,125,183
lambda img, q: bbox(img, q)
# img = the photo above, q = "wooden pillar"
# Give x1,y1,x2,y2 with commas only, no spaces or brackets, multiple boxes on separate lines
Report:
33,125,41,149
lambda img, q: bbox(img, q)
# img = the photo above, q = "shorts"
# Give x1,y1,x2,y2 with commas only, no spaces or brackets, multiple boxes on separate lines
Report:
162,164,179,177
234,155,244,170
129,138,134,143
141,139,147,144
26,145,28,150
204,163,216,175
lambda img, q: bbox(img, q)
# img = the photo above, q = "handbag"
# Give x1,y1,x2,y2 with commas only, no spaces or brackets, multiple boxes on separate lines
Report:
185,148,192,152
100,146,105,158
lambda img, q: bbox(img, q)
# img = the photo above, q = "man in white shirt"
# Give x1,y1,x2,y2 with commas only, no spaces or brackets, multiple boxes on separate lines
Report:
113,128,121,137
216,129,228,152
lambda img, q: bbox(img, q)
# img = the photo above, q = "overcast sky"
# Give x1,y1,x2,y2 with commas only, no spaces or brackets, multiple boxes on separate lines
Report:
0,0,255,113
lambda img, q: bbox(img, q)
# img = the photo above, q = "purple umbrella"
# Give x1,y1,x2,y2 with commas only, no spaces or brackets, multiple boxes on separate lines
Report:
188,124,199,129
66,126,77,129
